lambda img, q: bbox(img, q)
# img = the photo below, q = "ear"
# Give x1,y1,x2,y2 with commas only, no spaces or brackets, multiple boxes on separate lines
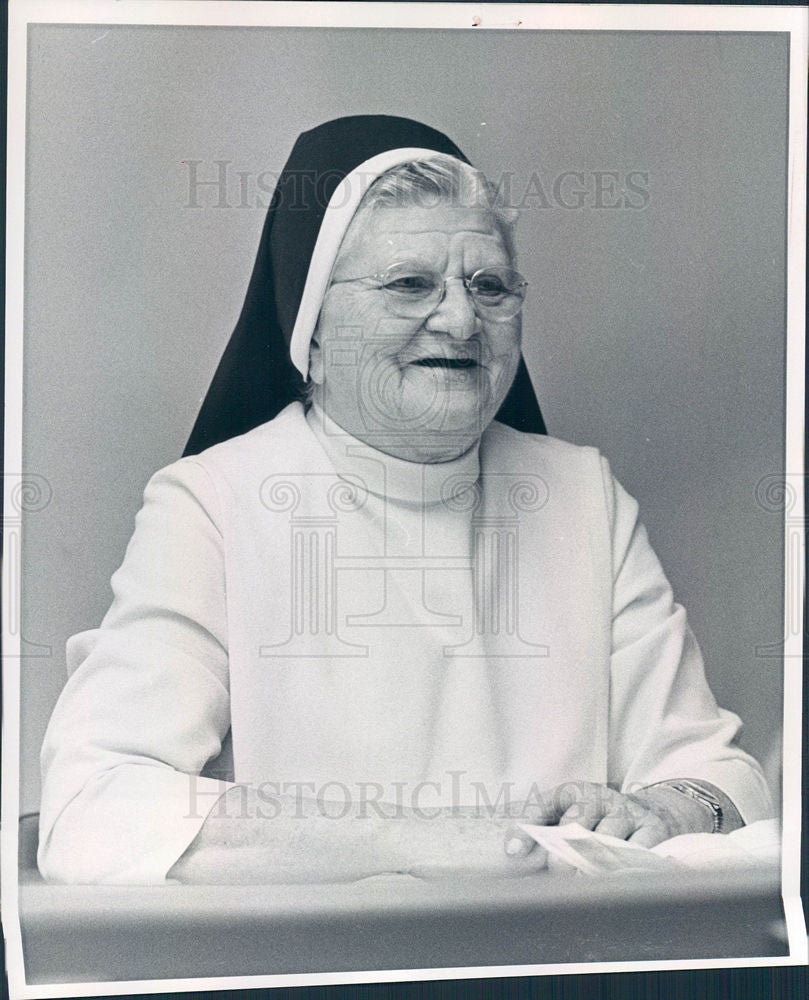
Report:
308,328,325,385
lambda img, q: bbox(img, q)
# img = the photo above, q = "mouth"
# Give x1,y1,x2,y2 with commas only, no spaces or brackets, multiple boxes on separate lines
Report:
410,357,478,369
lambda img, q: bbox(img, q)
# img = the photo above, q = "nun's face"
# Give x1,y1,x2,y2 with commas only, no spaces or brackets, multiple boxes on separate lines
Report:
309,202,522,463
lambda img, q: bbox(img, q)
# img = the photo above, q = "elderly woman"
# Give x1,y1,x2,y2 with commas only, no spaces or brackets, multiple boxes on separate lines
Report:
38,116,771,885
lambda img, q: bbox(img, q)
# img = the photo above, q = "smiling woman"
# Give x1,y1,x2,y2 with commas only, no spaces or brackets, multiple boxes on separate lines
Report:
309,159,524,462
37,115,772,886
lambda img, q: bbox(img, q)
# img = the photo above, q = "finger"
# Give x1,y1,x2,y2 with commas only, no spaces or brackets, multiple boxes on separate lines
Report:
520,781,595,826
503,826,537,858
594,812,637,840
627,823,668,850
557,785,615,829
509,798,558,826
558,803,599,830
528,845,549,870
512,845,549,872
546,780,597,819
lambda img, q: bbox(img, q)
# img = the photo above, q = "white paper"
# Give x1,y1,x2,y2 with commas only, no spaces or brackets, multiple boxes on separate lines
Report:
519,819,782,875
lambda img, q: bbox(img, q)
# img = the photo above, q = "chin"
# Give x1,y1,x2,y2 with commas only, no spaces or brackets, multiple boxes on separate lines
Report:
397,377,493,432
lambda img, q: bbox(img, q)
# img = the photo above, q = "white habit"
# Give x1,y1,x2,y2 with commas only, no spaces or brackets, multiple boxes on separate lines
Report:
39,403,772,883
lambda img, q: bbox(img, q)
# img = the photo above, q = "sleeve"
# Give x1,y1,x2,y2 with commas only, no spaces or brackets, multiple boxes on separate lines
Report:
38,458,239,884
602,457,773,824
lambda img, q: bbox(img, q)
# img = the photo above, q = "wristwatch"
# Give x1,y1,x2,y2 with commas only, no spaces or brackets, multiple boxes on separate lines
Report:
665,780,724,834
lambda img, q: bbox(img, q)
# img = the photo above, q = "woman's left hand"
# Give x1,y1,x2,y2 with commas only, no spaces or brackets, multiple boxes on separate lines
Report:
503,780,723,867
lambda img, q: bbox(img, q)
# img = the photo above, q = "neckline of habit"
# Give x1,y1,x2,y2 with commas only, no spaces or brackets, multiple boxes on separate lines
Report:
305,402,481,507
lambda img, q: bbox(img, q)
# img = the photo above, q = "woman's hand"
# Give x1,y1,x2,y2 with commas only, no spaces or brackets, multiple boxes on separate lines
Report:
392,805,549,879
502,780,738,870
168,780,740,883
169,786,549,883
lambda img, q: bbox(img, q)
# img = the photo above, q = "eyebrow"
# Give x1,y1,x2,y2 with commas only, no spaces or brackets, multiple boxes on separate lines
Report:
374,224,500,236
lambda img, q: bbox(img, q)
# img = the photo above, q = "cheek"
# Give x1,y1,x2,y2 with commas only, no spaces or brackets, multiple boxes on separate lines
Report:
320,314,420,405
322,292,415,356
357,315,427,369
483,321,522,366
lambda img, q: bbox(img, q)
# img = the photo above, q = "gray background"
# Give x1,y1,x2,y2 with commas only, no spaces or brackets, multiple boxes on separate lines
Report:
20,26,788,816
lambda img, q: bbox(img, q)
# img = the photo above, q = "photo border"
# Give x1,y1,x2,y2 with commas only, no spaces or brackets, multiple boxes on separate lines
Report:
3,3,807,998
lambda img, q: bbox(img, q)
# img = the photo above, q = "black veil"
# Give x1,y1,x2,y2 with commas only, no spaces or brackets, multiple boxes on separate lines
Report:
184,115,545,457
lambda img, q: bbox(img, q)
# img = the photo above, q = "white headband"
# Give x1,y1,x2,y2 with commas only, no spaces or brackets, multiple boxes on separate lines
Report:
288,147,446,377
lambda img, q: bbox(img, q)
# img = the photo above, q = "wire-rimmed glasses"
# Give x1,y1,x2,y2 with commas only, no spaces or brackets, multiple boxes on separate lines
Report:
330,261,528,322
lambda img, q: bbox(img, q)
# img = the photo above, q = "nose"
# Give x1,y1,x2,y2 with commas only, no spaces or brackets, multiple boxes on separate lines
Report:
424,277,480,340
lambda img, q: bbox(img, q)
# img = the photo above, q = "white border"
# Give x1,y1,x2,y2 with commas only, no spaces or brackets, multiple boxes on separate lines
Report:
3,3,807,998
781,3,808,925
3,0,808,31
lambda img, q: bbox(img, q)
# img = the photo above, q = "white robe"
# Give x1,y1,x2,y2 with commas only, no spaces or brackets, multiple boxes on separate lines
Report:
38,403,772,883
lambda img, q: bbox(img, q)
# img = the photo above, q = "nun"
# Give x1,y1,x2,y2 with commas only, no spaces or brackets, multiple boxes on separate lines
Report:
38,116,772,884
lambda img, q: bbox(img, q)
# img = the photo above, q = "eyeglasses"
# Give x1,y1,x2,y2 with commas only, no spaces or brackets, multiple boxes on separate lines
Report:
329,261,528,322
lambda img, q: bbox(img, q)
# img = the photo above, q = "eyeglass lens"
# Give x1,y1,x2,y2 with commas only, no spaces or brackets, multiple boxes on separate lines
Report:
379,262,526,321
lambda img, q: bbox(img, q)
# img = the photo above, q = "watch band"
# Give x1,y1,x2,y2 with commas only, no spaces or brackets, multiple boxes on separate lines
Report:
665,780,724,834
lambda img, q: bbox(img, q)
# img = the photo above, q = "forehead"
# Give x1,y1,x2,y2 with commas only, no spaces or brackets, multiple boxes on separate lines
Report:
370,205,498,236
336,203,507,270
